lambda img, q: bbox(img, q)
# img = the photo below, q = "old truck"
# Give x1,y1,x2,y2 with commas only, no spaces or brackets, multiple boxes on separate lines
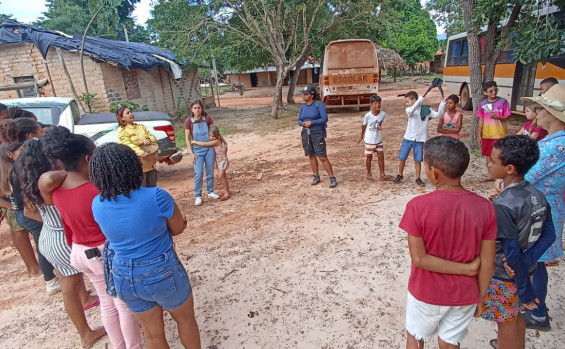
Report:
320,39,380,110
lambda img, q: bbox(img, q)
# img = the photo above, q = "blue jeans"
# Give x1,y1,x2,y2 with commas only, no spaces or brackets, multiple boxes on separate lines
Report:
15,209,56,281
398,139,424,162
111,249,192,313
194,146,215,197
531,262,548,317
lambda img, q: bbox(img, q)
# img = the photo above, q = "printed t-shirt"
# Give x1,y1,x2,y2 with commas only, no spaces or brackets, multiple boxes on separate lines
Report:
399,190,497,306
523,120,547,140
184,115,214,136
52,182,106,247
492,181,552,280
441,111,461,139
92,187,175,259
477,97,510,139
363,110,386,144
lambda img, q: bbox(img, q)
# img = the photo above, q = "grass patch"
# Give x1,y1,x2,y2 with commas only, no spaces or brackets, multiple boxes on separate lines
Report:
173,123,238,149
470,148,482,157
200,85,231,96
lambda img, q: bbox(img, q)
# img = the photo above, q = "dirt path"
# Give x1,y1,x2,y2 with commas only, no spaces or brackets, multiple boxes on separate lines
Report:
1,80,563,349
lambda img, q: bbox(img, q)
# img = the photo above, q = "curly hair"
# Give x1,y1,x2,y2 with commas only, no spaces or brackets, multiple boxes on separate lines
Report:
15,138,54,206
89,143,143,201
9,107,37,120
0,118,40,144
494,135,540,176
43,126,95,172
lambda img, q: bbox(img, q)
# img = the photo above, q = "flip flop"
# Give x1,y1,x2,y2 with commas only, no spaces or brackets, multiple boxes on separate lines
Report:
489,338,498,349
83,298,100,311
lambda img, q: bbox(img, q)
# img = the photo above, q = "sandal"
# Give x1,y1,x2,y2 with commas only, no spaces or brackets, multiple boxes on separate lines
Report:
489,338,497,349
83,298,100,311
545,260,559,267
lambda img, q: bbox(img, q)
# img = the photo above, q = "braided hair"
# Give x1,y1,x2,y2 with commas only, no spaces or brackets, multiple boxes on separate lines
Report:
89,143,143,201
42,126,95,172
16,138,53,206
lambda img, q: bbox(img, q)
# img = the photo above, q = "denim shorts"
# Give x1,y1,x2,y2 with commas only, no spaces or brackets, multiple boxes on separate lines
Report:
398,139,424,162
112,249,192,313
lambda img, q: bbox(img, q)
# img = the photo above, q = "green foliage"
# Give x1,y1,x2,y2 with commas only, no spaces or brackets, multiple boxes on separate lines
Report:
425,0,465,37
35,0,149,42
79,92,97,113
383,0,438,66
176,98,186,120
109,100,148,112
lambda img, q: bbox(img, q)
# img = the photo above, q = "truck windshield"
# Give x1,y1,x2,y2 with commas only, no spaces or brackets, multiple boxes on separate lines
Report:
22,107,54,125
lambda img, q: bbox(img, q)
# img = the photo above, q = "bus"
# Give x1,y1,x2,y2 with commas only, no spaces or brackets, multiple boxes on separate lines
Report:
320,39,379,110
443,8,564,113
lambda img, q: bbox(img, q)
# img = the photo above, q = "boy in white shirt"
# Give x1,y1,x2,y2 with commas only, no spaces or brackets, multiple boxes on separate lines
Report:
393,91,445,186
357,95,392,181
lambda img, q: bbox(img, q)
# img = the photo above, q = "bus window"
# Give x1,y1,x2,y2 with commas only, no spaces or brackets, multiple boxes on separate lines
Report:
461,40,469,65
449,40,461,65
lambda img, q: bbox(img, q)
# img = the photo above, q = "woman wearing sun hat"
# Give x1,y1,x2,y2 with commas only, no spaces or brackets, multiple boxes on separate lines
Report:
518,84,565,331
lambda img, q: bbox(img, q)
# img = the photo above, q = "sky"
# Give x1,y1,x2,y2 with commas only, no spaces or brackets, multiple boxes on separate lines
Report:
1,0,445,36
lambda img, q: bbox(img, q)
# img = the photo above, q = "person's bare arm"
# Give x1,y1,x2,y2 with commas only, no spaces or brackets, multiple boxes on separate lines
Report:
408,235,479,276
475,239,496,316
530,132,541,140
38,171,67,195
167,203,187,236
489,112,510,122
437,119,445,134
191,139,221,147
0,197,11,209
358,125,366,144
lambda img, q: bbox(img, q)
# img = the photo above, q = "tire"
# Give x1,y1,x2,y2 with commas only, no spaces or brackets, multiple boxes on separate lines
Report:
460,84,473,110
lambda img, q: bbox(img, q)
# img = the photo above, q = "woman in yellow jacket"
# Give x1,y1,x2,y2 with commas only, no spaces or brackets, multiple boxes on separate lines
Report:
116,106,158,187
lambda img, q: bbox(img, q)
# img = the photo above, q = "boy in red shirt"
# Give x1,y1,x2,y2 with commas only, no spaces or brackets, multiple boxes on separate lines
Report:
399,136,497,348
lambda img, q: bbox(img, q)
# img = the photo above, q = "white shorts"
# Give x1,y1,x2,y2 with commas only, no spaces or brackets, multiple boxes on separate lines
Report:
364,142,383,155
405,292,476,345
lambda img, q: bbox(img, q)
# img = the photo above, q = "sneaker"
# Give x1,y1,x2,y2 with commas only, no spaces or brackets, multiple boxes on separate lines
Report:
329,176,337,188
46,277,61,296
415,178,425,186
523,311,551,331
311,174,321,186
392,175,403,183
195,197,203,206
208,192,220,199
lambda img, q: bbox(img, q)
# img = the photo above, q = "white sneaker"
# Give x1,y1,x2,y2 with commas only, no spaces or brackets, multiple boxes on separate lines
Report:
208,192,220,199
46,277,61,296
195,197,203,206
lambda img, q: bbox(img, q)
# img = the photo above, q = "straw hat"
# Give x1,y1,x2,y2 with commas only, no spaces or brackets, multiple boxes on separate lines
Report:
521,84,565,123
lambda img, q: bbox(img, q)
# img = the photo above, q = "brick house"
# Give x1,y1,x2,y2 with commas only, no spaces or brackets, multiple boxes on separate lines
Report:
0,22,200,116
226,63,320,88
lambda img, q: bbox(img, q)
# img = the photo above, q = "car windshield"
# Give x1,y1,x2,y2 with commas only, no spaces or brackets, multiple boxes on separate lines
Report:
22,107,53,125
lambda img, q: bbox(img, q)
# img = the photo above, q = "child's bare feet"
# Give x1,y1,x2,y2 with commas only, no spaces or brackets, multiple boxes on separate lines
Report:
366,176,374,182
81,327,106,348
379,175,394,181
221,194,230,201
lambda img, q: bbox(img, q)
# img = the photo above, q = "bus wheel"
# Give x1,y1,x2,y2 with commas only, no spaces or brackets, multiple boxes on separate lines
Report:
460,84,473,110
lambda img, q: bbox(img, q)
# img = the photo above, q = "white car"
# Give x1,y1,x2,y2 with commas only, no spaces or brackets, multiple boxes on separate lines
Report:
1,97,182,164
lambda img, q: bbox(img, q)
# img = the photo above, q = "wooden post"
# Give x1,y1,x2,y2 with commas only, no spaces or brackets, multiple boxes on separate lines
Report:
57,48,87,115
43,59,56,96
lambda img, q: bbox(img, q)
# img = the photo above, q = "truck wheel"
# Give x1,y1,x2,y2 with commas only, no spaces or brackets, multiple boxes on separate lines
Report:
460,84,473,110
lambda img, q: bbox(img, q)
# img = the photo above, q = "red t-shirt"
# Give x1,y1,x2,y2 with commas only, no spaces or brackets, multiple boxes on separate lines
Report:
399,190,497,306
53,182,106,247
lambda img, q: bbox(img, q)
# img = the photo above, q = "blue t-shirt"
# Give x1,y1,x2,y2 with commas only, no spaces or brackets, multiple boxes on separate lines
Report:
92,187,175,259
297,100,328,131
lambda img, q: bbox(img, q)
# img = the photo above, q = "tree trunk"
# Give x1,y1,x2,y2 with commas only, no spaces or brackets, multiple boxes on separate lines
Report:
56,48,87,115
462,0,482,150
287,55,308,104
272,66,287,118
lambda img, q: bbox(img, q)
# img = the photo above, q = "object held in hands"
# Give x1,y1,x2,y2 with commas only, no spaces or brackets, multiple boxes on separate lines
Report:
423,78,444,99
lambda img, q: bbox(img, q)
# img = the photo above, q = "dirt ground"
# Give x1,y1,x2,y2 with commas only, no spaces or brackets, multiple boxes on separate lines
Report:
1,79,563,348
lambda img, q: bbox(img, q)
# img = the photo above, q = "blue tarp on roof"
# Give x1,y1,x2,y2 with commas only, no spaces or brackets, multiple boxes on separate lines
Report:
0,21,181,76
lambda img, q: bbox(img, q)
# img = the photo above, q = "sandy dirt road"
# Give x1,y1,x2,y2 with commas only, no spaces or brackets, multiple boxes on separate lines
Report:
1,80,563,348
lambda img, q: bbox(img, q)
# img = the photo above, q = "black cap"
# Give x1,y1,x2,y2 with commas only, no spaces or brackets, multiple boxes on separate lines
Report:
300,85,316,95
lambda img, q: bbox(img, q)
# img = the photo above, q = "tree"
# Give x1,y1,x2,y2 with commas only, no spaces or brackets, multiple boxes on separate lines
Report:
430,0,565,148
383,0,438,70
36,0,148,42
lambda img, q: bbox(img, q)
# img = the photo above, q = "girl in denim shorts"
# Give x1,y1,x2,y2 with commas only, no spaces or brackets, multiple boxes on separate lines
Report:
90,143,203,349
